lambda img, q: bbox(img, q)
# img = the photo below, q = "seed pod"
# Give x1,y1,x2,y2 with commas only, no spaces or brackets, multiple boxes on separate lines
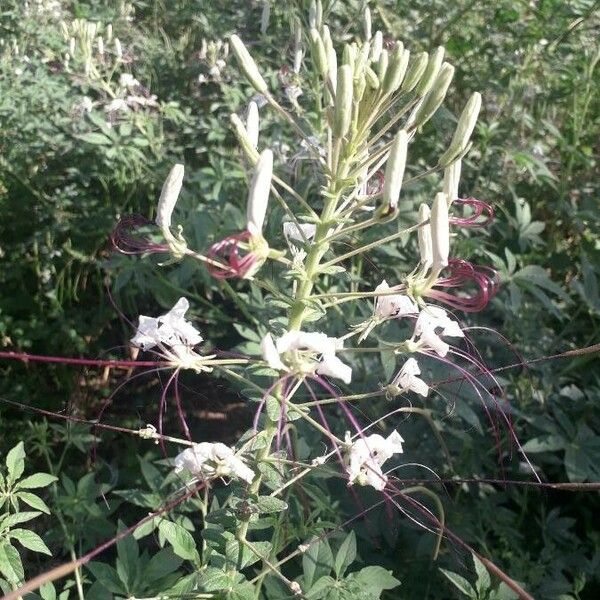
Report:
383,45,409,94
333,65,354,138
383,130,408,209
439,92,482,166
230,34,269,93
401,51,428,92
309,28,329,78
156,164,185,231
418,203,433,269
443,159,461,205
431,192,450,269
408,62,455,129
415,46,445,97
247,149,273,237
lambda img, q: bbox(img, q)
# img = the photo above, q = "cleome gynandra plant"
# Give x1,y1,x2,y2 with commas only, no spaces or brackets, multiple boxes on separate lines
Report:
104,3,526,599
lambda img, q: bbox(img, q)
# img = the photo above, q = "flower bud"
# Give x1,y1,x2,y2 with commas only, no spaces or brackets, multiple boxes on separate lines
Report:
247,149,273,237
383,45,409,94
333,65,354,138
443,159,461,205
309,28,328,78
293,20,303,73
230,34,268,93
408,62,454,129
309,0,323,30
438,92,482,166
105,23,113,42
364,7,372,41
415,46,445,97
400,51,428,92
246,101,260,149
322,26,337,87
418,203,433,269
114,38,122,59
377,49,389,82
230,114,260,163
383,130,408,209
371,31,383,62
431,192,450,269
156,164,185,231
97,36,104,56
260,1,270,35
342,43,357,70
365,66,379,89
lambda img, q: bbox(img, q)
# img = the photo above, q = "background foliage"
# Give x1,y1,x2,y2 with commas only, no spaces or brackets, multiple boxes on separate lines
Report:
0,0,599,598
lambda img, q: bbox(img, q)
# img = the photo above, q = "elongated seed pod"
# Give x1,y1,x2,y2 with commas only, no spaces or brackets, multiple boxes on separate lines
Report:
431,192,450,269
377,49,389,82
230,34,268,93
363,7,372,41
383,130,409,209
439,92,482,166
333,65,354,138
415,46,445,97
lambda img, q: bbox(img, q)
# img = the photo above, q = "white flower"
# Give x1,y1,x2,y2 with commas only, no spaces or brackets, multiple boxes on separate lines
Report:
247,149,273,237
174,442,254,483
393,358,429,397
260,330,351,383
131,297,203,351
346,430,404,491
105,98,129,113
283,221,317,244
414,305,463,357
119,73,140,90
374,280,418,319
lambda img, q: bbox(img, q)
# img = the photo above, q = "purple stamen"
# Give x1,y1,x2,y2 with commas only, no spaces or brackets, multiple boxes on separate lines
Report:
449,197,494,228
207,230,259,279
110,214,169,255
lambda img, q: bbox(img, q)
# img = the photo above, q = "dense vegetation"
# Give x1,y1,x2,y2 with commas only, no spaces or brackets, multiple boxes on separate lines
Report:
0,1,598,598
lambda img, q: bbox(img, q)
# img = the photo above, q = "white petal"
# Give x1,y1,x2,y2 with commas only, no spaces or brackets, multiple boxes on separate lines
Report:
156,164,184,230
386,430,405,454
246,101,259,149
131,315,160,350
420,328,449,357
261,333,288,371
431,192,450,269
246,149,273,236
283,221,317,243
316,354,352,384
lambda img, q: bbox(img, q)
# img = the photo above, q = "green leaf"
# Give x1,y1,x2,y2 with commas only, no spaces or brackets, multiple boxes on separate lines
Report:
144,548,183,583
254,496,288,514
303,539,334,589
15,492,50,514
39,582,57,600
78,132,113,146
473,554,491,595
0,542,24,584
307,576,335,598
6,442,26,484
86,562,126,595
440,568,476,598
521,435,565,453
158,520,200,563
334,531,356,578
9,529,51,555
225,540,271,569
0,511,42,531
197,566,232,591
350,566,401,595
15,473,57,489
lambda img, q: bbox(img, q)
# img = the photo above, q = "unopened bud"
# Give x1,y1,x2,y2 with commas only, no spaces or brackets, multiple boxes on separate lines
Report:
293,19,303,73
69,37,76,55
401,51,427,92
247,149,273,237
418,204,432,269
376,49,389,82
309,0,323,30
363,7,372,41
371,31,383,63
342,43,357,70
365,66,379,89
383,130,408,209
246,101,260,149
415,46,445,97
431,192,450,269
443,159,461,204
438,92,482,166
322,26,337,87
114,38,122,59
260,1,270,35
408,62,454,129
383,45,409,94
156,164,185,231
309,29,328,78
230,34,268,94
105,23,113,42
97,36,104,56
333,65,354,138
230,114,260,163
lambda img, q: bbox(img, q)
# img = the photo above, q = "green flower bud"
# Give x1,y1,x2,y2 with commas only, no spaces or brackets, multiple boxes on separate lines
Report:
376,49,389,82
409,62,455,129
401,51,428,93
383,130,409,209
438,92,482,166
363,7,372,41
230,114,260,164
333,65,354,138
343,43,357,70
230,34,268,93
365,66,380,89
383,45,409,94
415,46,445,97
309,28,329,78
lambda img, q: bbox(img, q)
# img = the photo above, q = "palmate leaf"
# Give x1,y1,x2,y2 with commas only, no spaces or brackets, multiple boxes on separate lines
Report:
9,529,51,556
15,473,57,490
0,542,24,584
5,442,26,485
